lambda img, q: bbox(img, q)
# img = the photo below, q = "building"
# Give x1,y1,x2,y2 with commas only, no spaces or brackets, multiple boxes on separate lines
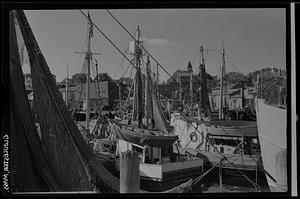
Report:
255,67,286,105
164,61,202,104
58,85,77,109
59,81,119,111
209,82,255,111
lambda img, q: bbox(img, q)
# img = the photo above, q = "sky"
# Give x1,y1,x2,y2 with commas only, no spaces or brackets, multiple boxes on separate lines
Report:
22,8,286,82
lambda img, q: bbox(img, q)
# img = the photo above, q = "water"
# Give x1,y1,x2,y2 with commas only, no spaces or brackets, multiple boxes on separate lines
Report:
140,168,270,193
190,169,270,193
102,160,270,193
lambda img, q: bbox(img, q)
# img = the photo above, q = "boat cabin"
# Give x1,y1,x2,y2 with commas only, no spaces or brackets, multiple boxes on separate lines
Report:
115,138,203,182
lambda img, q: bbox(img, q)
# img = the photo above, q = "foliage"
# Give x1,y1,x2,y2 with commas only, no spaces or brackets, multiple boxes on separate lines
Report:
94,73,112,82
223,72,247,84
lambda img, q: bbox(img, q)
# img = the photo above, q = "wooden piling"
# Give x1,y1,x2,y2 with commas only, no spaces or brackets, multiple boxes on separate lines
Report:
219,160,223,192
275,149,287,192
120,150,140,193
255,160,258,192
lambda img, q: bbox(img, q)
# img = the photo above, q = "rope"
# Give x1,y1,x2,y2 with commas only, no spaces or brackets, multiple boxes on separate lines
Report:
192,160,221,185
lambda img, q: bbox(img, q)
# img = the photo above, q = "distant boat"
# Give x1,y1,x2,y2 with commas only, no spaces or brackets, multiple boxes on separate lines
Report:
171,113,261,171
255,98,287,192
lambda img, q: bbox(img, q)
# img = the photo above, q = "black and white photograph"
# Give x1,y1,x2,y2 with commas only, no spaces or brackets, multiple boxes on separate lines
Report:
2,2,297,197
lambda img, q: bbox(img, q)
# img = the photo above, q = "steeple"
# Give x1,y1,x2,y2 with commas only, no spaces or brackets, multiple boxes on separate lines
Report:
187,61,193,72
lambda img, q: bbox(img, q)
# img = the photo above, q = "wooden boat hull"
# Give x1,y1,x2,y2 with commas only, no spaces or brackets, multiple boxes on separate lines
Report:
255,99,287,192
114,158,203,182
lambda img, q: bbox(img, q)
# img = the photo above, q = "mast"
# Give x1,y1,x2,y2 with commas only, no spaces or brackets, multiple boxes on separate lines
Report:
86,11,92,131
145,55,151,128
133,26,143,126
119,82,122,112
190,68,193,105
157,63,159,99
65,64,69,108
200,46,205,111
178,70,182,102
199,46,211,116
219,43,225,120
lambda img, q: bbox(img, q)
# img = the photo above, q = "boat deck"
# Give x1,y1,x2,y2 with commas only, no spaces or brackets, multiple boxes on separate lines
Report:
174,147,262,171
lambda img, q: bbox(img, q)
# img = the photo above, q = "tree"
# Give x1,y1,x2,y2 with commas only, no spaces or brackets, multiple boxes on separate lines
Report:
70,73,92,84
94,73,112,82
119,77,133,85
223,72,247,84
207,75,219,90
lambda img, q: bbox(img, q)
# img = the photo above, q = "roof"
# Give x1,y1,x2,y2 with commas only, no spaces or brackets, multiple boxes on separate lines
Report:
212,82,241,91
187,61,193,71
211,88,241,96
58,86,77,92
201,120,257,137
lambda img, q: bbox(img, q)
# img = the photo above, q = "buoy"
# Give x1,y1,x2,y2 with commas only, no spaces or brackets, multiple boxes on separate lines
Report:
190,131,198,142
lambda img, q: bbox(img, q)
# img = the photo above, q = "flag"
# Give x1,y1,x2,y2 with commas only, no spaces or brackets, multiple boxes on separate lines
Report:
128,41,135,54
87,11,93,37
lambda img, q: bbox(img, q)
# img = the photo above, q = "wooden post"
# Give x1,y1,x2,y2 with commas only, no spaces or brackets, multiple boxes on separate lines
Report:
241,136,245,168
120,150,140,193
159,148,162,164
219,159,223,192
275,149,287,192
255,160,258,192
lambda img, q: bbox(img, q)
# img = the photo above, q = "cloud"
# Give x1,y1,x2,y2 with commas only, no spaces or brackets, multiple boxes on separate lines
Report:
145,38,169,46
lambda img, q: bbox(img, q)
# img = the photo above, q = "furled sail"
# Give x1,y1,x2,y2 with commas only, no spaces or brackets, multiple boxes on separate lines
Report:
144,56,153,127
13,10,119,192
132,65,143,122
152,92,168,133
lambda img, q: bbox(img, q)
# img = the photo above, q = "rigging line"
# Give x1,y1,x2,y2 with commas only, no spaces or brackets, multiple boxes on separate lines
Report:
225,52,239,72
113,56,125,79
105,9,179,85
113,43,130,79
120,59,134,78
193,160,221,185
79,10,138,72
76,35,89,74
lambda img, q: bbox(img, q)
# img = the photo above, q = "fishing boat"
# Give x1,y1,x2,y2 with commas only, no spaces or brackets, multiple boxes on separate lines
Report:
110,120,204,182
171,45,262,171
108,26,205,183
9,10,196,193
255,70,287,192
